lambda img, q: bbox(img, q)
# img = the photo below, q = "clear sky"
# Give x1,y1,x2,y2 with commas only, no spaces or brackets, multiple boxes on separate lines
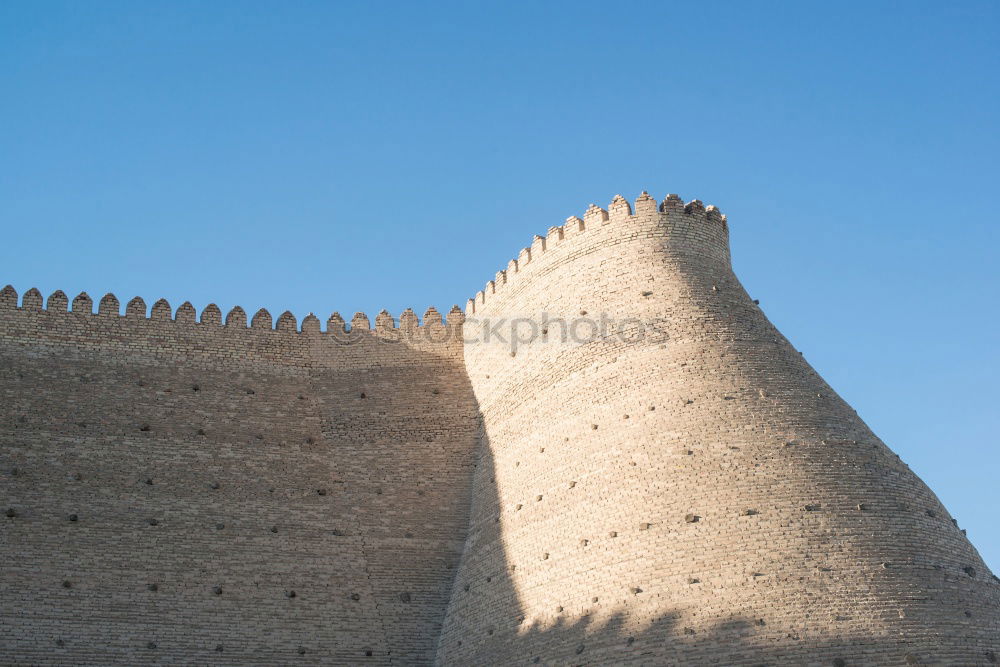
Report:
1,1,998,569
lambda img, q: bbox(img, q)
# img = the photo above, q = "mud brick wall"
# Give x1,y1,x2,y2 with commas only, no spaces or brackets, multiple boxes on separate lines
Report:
0,295,479,665
437,193,999,665
1,189,998,667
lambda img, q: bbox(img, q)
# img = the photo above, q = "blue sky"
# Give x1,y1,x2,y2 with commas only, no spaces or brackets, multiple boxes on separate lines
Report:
1,1,998,568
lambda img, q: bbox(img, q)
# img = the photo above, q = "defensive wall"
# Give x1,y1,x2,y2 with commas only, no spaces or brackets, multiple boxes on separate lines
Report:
1,190,998,666
0,292,479,665
437,192,999,665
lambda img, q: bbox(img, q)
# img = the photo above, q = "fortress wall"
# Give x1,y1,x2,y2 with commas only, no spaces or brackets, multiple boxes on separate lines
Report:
0,294,479,666
437,193,999,665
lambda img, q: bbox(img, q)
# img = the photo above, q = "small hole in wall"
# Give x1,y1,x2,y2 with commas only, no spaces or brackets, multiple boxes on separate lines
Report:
360,392,366,399
139,424,151,432
212,586,223,595
62,580,72,588
192,384,200,391
216,645,224,652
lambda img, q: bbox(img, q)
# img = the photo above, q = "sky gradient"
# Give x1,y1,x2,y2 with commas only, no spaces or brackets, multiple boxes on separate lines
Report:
1,1,998,568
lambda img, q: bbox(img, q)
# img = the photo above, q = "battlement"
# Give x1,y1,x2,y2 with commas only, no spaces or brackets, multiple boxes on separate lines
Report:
466,191,729,315
0,284,464,337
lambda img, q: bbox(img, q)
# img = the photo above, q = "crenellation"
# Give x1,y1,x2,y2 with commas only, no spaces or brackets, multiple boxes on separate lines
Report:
275,310,297,332
250,307,271,329
1,284,17,308
400,307,418,330
126,296,147,318
608,193,632,221
224,305,246,327
584,203,608,226
634,190,658,215
375,309,394,331
47,289,68,311
423,306,443,327
21,286,43,310
301,312,321,335
200,302,221,325
150,298,171,320
72,291,93,314
1,188,996,667
661,193,683,211
350,311,370,330
327,311,345,332
175,301,197,324
98,292,119,316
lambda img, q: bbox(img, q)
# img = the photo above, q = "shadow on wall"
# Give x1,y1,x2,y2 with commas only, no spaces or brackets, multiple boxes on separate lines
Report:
441,433,999,667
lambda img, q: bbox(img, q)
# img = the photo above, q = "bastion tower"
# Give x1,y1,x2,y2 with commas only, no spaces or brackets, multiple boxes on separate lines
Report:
1,190,997,666
435,192,999,665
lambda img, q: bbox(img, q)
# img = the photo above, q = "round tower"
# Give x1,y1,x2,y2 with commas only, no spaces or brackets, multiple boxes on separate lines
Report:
436,192,998,665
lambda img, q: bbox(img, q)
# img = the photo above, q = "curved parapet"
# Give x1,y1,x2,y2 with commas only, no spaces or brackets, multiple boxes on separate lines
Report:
465,192,729,315
438,190,999,665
